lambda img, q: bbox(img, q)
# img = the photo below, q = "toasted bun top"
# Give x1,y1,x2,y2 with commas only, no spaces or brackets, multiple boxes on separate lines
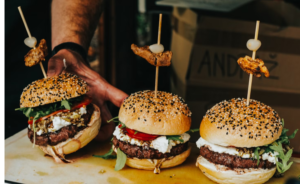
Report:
118,90,192,135
200,98,283,147
20,73,89,108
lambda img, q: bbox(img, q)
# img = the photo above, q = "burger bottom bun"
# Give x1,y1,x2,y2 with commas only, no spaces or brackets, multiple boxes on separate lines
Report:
113,146,191,173
37,104,101,163
196,156,276,184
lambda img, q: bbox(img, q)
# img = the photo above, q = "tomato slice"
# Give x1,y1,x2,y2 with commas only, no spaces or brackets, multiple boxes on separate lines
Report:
28,97,92,124
124,127,159,141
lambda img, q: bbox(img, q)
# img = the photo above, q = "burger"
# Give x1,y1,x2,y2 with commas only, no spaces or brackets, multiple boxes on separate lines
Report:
99,90,193,174
196,98,298,184
16,73,101,163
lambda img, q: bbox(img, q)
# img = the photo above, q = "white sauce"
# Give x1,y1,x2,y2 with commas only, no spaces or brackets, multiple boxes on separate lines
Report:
196,137,278,164
113,126,190,154
49,117,71,132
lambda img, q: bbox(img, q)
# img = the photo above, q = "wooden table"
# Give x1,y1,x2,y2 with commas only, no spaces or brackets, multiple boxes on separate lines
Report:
5,129,300,184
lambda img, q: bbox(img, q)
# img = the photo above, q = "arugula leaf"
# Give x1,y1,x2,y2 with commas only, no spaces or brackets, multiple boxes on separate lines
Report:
186,129,199,134
93,148,117,159
115,148,127,171
25,108,33,117
107,116,119,123
107,116,126,129
254,147,261,165
287,129,298,139
61,100,71,110
32,113,40,147
119,122,126,129
15,96,85,120
270,142,294,174
252,119,298,175
166,135,184,143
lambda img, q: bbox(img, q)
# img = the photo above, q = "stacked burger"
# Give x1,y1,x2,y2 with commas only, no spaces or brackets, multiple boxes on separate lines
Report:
195,98,297,184
16,73,101,163
102,90,193,173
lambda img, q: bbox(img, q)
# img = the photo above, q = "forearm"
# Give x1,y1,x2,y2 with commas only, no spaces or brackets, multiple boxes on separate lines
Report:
51,0,103,50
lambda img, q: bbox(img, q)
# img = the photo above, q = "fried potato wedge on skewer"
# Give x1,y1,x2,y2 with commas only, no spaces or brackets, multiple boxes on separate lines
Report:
237,56,269,77
24,39,48,67
131,44,172,67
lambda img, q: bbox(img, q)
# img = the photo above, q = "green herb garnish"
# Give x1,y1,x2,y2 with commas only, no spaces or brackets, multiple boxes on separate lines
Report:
270,142,293,174
15,96,84,121
115,148,127,171
186,128,199,134
166,135,184,143
254,147,261,165
252,119,298,174
61,100,71,110
107,116,126,129
107,116,119,123
93,148,117,159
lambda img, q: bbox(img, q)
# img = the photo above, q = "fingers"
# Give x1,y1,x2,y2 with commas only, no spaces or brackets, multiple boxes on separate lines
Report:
105,83,128,107
47,56,65,77
94,103,115,141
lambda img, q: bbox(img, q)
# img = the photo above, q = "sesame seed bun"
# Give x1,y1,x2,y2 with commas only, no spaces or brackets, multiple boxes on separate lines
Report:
196,156,276,184
200,98,283,147
118,90,192,135
20,73,89,108
37,104,101,163
113,145,191,173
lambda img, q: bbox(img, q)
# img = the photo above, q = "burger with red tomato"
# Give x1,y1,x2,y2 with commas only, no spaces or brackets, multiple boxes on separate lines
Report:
16,73,101,163
100,90,194,173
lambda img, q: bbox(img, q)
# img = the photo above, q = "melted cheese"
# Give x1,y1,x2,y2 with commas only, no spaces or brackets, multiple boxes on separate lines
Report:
196,137,278,164
113,126,190,154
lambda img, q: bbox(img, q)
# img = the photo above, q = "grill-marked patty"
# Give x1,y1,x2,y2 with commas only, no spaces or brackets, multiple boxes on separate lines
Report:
28,104,94,146
200,146,275,169
112,136,188,159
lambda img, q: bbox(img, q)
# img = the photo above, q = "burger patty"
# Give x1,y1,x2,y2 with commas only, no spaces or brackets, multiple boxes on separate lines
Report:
28,104,94,146
200,146,275,169
112,136,188,159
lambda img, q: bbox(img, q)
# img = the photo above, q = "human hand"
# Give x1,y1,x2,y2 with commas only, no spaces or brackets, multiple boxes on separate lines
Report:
47,49,128,141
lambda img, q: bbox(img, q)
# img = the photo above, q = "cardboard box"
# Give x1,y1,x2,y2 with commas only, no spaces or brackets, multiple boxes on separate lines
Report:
170,3,300,152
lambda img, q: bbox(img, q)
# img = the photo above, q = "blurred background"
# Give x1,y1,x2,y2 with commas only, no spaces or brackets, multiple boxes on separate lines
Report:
5,0,300,156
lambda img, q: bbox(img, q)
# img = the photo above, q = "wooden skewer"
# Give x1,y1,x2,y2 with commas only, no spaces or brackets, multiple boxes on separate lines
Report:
39,62,47,78
154,14,162,98
18,6,47,79
246,20,260,106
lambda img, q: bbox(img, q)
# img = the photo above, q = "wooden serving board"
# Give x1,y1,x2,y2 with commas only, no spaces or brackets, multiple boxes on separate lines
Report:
5,129,300,184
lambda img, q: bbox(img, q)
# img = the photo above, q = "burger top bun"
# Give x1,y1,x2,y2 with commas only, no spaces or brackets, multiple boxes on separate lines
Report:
200,98,283,147
118,90,192,135
20,73,89,108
